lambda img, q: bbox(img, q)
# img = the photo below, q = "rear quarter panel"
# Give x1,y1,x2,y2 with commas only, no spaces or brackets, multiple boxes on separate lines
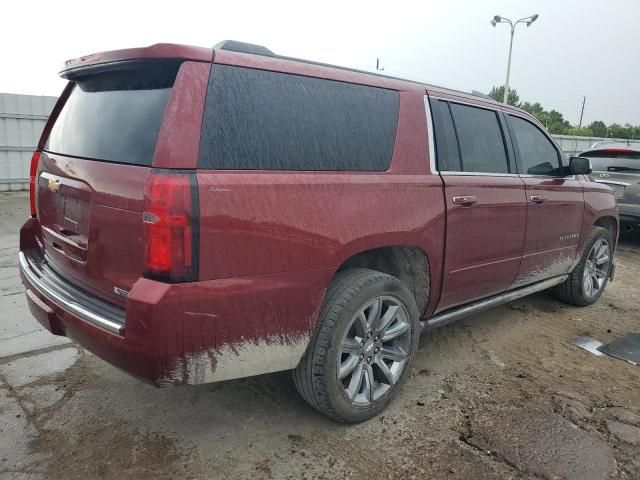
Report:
196,91,445,317
152,71,445,382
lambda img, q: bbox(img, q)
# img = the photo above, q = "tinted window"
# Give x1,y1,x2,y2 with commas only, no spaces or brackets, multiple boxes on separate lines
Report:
580,150,640,172
46,61,180,166
509,115,560,175
198,66,399,171
430,99,461,171
450,103,509,173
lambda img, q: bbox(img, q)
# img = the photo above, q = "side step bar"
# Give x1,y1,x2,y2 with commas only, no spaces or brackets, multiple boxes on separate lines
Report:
421,275,568,331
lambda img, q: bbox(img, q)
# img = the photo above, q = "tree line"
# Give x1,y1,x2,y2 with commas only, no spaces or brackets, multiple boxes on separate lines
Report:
488,86,639,139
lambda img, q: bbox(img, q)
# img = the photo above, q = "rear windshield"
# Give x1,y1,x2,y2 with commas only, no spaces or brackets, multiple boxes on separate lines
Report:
45,61,180,166
198,65,399,171
580,149,640,172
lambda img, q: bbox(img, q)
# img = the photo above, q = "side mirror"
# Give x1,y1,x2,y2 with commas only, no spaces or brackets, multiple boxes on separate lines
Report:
568,156,592,175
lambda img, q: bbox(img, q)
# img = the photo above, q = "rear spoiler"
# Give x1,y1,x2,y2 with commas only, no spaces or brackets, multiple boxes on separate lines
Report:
60,43,212,78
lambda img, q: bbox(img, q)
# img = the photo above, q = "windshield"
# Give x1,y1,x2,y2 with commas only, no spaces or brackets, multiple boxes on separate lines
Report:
580,149,640,172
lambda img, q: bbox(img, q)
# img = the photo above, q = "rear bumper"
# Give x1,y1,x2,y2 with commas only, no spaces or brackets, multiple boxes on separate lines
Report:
19,220,330,386
19,251,125,335
618,203,640,226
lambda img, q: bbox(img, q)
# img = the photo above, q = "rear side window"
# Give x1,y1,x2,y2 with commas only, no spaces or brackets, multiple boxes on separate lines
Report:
46,61,180,166
198,66,399,171
449,103,509,173
430,99,461,171
508,115,561,176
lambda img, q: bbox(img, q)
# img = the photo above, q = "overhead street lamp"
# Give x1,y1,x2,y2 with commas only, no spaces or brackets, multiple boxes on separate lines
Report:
490,14,539,104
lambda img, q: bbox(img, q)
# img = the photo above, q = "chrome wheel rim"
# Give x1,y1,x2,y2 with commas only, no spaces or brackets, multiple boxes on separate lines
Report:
337,296,412,406
582,238,610,299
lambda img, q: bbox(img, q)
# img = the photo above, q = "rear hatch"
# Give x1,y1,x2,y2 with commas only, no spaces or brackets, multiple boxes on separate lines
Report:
36,60,181,307
583,148,640,203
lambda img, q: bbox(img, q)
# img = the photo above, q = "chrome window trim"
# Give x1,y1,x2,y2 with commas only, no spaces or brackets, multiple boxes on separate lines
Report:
439,171,520,177
440,171,578,180
424,95,437,174
429,95,502,112
519,173,577,180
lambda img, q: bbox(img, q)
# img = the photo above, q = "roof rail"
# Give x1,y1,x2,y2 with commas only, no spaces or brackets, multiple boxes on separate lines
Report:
470,90,495,101
211,40,507,102
214,40,275,57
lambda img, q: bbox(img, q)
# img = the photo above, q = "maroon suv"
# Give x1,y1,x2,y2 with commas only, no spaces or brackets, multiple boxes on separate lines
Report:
19,41,618,422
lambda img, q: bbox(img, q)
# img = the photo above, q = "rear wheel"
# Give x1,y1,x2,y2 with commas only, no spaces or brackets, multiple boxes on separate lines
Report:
553,226,613,306
293,268,420,423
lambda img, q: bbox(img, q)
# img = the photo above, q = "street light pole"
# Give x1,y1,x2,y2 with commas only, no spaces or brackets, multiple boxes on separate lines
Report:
503,25,515,104
490,14,539,104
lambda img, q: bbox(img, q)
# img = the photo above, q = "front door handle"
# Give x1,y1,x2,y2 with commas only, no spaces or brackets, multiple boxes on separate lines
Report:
452,195,477,206
529,195,547,204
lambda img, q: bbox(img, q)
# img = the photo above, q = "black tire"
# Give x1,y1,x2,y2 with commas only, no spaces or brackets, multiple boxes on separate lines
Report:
293,268,420,423
553,226,613,306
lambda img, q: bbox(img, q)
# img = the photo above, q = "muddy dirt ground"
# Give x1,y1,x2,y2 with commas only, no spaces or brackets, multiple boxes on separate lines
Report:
1,191,639,479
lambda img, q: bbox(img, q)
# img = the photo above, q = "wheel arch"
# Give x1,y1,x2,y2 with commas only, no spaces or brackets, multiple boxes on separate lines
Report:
334,244,431,316
593,215,618,248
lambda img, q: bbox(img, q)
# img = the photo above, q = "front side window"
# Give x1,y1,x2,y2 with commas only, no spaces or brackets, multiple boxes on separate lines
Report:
198,66,399,171
449,103,509,173
508,115,561,176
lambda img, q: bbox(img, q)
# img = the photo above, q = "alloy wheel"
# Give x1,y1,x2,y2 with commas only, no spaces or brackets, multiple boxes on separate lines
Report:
582,238,610,299
337,296,412,406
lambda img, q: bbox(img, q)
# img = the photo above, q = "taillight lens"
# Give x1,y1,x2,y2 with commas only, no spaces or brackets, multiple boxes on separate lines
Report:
143,171,199,282
29,151,41,217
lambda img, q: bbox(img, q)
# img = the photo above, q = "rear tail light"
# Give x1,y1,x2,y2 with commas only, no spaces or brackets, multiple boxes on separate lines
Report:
29,151,41,217
143,171,199,282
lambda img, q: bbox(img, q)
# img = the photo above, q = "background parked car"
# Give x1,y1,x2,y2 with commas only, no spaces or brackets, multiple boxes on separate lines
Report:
580,143,640,232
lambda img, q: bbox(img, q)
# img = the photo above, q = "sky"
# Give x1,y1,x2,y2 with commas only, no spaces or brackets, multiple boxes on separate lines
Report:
1,0,639,126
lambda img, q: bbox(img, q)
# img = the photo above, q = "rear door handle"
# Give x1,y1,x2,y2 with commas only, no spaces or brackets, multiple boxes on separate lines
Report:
452,195,477,206
529,195,547,204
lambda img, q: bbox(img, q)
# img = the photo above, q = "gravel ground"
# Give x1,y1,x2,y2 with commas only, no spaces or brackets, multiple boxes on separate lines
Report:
1,191,639,480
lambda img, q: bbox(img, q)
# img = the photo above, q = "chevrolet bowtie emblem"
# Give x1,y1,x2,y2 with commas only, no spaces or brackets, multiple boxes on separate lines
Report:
48,178,61,193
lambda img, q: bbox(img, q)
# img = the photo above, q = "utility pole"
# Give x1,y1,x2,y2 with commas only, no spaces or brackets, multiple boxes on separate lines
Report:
578,96,586,129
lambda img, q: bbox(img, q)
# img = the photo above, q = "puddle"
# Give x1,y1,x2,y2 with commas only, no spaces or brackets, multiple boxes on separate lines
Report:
0,348,79,387
465,410,616,480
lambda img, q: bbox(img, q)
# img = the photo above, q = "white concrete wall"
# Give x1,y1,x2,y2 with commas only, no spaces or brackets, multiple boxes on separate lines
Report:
0,93,58,191
552,134,640,157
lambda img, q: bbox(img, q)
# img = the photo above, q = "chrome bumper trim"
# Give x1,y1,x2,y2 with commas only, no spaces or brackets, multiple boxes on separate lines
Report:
422,275,568,331
19,251,125,335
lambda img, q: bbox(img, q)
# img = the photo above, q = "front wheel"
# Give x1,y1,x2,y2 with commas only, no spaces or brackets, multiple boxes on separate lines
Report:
293,268,420,423
553,226,613,306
